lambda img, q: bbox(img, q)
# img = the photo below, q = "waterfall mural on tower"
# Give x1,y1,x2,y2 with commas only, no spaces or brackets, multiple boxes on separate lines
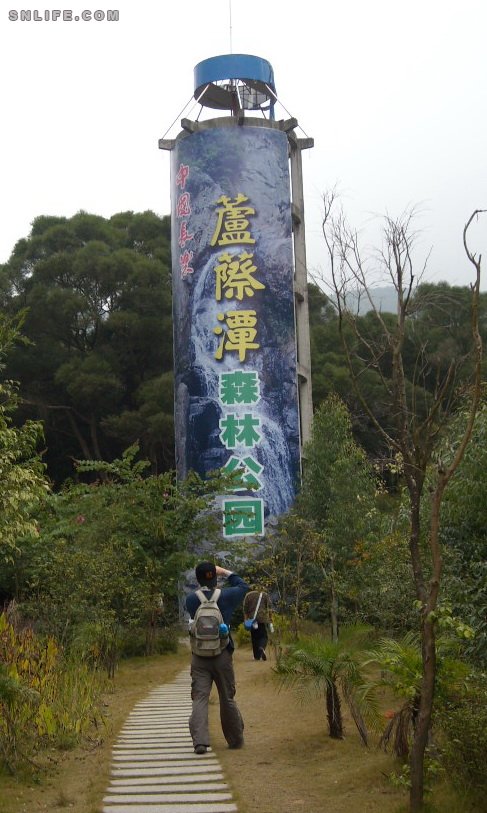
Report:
170,123,300,537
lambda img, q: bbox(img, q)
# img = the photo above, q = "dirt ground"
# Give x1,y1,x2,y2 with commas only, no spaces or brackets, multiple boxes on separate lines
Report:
0,640,476,813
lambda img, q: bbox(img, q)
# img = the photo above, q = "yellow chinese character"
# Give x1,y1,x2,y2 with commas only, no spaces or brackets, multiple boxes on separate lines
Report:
210,194,256,247
214,251,266,301
213,310,260,362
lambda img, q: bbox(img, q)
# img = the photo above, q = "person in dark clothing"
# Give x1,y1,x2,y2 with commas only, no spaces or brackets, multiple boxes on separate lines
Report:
186,561,249,755
243,589,273,661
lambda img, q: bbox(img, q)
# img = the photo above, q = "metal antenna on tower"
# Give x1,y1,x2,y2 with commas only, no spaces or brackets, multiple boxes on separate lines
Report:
229,0,233,53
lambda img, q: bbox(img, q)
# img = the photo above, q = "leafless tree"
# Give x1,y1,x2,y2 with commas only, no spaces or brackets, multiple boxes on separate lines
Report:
321,195,484,812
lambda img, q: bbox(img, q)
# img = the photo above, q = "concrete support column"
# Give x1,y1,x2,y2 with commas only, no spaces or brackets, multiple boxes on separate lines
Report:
289,132,314,456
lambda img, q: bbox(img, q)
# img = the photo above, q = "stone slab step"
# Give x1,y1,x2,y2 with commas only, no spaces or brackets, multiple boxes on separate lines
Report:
107,781,228,796
102,805,237,813
115,740,194,746
122,724,189,729
103,668,237,812
113,752,196,759
113,748,196,755
115,736,192,743
104,792,232,804
113,754,217,762
122,730,191,734
109,775,224,788
127,714,191,718
120,727,191,732
120,730,189,736
112,760,220,771
111,765,222,778
119,731,191,736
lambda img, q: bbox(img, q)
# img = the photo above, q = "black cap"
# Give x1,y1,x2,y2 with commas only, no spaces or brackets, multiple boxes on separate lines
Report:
195,561,217,587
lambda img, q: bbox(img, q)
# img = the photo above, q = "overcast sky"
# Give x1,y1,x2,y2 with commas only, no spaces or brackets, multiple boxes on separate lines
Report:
1,0,486,289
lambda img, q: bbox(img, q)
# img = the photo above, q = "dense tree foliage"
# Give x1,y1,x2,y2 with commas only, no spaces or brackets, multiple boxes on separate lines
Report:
0,314,49,565
2,209,486,488
4,445,227,654
439,402,487,666
321,200,483,813
0,211,173,483
297,394,380,636
308,280,487,464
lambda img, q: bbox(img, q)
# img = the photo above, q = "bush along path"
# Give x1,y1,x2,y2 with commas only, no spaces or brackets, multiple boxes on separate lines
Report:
102,668,238,813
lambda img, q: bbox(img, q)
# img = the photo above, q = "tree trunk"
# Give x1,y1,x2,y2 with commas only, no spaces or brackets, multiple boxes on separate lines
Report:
330,578,339,644
90,413,103,460
66,408,93,460
326,682,343,738
406,483,429,810
409,616,436,811
406,480,426,602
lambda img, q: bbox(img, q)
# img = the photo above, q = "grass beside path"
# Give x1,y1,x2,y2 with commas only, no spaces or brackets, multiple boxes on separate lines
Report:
0,650,189,813
0,640,477,813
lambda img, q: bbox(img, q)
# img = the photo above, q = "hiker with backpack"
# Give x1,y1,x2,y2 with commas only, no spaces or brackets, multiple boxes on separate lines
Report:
186,561,249,755
243,588,273,661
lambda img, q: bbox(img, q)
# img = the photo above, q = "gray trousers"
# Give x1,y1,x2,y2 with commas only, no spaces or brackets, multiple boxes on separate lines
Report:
189,648,244,748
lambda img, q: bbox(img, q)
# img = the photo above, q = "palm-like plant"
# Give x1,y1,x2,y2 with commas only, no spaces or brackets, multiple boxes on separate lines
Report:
364,631,470,758
363,632,422,758
275,633,378,744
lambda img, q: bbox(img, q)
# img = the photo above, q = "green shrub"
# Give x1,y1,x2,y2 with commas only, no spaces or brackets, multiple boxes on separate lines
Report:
120,625,179,658
70,616,124,679
233,624,251,649
437,672,487,796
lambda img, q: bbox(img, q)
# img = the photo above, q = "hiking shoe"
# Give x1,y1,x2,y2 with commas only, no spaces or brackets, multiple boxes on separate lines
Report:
228,739,244,749
194,744,207,755
261,650,267,661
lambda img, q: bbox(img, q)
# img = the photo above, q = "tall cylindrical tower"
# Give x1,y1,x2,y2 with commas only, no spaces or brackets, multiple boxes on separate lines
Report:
160,54,313,539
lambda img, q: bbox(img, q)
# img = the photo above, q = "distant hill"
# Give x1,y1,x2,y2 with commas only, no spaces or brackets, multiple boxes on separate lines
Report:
358,286,397,314
336,286,397,314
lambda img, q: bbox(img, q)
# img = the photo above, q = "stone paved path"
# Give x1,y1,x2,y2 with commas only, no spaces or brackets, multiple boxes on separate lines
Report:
102,669,238,813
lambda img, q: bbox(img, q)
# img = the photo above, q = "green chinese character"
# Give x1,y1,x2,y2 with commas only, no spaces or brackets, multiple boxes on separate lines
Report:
219,414,239,449
220,413,261,449
219,370,260,406
223,498,264,537
222,455,263,491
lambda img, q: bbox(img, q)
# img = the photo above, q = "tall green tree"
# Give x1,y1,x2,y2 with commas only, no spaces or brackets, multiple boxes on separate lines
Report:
0,211,173,483
0,314,49,564
297,393,379,639
248,513,324,637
